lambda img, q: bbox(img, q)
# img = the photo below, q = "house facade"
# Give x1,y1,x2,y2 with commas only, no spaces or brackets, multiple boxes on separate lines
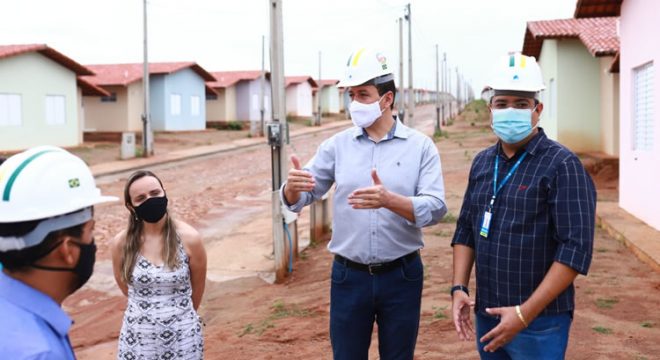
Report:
285,76,317,118
523,17,619,155
0,44,106,152
82,62,215,133
617,0,660,230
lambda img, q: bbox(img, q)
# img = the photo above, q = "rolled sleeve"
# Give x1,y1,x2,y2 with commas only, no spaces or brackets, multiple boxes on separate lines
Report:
278,137,337,213
406,195,447,228
279,181,311,213
405,139,447,228
550,157,596,275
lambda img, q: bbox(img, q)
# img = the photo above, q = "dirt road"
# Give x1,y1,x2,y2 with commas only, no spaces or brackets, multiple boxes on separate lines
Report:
70,104,660,359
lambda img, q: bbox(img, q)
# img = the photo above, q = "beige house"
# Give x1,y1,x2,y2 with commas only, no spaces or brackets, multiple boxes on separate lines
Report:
0,44,107,152
522,17,619,155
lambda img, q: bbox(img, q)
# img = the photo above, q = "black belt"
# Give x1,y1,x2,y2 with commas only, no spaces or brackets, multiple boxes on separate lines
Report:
334,251,419,275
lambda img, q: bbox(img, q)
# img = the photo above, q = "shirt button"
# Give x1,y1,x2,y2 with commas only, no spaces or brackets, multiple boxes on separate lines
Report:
372,231,376,235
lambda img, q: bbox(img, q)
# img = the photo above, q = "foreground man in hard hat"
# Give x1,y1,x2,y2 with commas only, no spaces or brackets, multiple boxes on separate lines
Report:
281,48,447,359
451,53,596,359
0,146,117,359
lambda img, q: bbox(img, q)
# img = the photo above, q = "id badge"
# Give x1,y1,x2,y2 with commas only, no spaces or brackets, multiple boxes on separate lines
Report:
479,211,492,238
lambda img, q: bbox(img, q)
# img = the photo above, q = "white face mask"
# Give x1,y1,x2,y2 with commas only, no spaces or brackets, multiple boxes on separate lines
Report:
349,95,385,128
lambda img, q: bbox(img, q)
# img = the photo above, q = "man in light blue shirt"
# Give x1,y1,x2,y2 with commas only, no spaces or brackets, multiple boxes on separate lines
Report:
0,146,117,359
281,48,447,360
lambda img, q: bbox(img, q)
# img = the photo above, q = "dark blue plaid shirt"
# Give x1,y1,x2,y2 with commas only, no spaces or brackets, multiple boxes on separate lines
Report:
451,128,596,316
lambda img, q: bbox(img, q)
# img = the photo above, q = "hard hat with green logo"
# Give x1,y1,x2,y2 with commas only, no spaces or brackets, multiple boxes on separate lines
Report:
488,53,545,93
337,48,394,88
0,146,117,250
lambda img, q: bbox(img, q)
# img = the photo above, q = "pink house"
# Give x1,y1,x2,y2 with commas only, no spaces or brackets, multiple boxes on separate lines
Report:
577,0,659,230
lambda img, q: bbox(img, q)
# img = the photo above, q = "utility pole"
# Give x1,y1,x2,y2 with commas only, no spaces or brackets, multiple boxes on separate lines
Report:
398,17,405,122
316,51,322,126
456,68,461,112
448,63,453,119
405,3,414,127
259,35,266,137
435,44,441,136
142,0,153,157
441,52,446,126
256,35,266,137
269,0,290,282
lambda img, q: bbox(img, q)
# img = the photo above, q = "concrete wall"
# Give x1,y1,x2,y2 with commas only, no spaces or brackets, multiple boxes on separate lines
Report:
127,82,144,132
619,0,660,230
556,38,602,153
286,82,313,117
245,79,271,121
600,56,620,156
321,86,340,114
151,68,206,131
538,40,559,139
0,52,80,151
206,87,238,122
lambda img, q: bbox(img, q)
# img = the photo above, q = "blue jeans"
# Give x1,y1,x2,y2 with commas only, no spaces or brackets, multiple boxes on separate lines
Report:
476,311,572,360
329,254,424,360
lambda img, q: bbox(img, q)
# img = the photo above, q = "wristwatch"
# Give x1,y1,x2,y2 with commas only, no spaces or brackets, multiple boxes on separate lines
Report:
450,285,469,297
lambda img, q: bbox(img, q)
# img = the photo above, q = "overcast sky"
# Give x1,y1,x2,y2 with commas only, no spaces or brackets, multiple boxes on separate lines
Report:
1,0,577,93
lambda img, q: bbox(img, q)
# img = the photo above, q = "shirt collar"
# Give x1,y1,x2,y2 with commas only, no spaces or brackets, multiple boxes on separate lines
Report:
0,271,72,336
352,116,410,140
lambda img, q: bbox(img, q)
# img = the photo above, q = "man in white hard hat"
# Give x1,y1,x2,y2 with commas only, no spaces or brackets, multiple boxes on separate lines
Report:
450,53,596,359
281,48,447,359
0,146,117,359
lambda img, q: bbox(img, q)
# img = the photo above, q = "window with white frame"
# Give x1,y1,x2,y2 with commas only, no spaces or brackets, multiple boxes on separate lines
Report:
633,62,654,151
0,93,22,126
170,94,181,116
190,95,200,116
45,95,66,125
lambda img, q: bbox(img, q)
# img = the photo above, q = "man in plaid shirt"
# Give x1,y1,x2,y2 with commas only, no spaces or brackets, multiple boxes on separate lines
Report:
451,53,596,359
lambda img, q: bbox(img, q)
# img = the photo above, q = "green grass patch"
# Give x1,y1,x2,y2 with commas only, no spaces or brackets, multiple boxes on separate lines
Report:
271,299,312,319
595,298,619,309
238,320,275,337
592,326,613,334
596,247,609,253
641,321,654,328
440,212,458,224
433,229,452,238
239,300,314,337
432,305,448,320
433,129,449,142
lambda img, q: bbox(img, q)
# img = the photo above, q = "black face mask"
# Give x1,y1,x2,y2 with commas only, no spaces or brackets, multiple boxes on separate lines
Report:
134,196,168,223
32,238,97,291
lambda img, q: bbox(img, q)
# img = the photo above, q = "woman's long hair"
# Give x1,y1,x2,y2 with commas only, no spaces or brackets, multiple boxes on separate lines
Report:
120,170,180,284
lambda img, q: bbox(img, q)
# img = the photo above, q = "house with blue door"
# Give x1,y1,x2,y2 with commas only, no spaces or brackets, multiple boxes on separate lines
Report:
81,62,215,134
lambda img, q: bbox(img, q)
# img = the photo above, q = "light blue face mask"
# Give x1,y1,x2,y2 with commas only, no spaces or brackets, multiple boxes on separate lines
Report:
491,107,538,144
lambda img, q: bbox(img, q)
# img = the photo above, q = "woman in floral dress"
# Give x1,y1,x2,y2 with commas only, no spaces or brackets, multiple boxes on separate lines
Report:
111,170,207,359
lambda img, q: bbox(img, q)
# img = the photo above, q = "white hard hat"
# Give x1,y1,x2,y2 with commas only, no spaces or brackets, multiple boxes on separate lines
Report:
0,146,118,223
488,53,545,93
336,48,394,88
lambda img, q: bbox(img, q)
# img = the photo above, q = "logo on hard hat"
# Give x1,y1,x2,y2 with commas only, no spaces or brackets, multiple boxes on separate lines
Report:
68,178,80,188
376,53,387,70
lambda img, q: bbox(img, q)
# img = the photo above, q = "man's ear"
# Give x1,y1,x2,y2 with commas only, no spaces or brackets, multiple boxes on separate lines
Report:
54,237,79,266
535,102,544,115
386,91,395,108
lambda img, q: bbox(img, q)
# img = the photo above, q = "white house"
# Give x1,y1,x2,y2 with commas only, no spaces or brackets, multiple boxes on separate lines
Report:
285,76,317,118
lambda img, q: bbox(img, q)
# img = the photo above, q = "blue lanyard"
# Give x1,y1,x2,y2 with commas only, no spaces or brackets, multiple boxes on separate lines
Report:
489,151,528,210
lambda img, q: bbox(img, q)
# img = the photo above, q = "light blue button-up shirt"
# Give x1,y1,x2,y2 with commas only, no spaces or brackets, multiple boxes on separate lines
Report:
0,271,76,360
281,120,447,264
